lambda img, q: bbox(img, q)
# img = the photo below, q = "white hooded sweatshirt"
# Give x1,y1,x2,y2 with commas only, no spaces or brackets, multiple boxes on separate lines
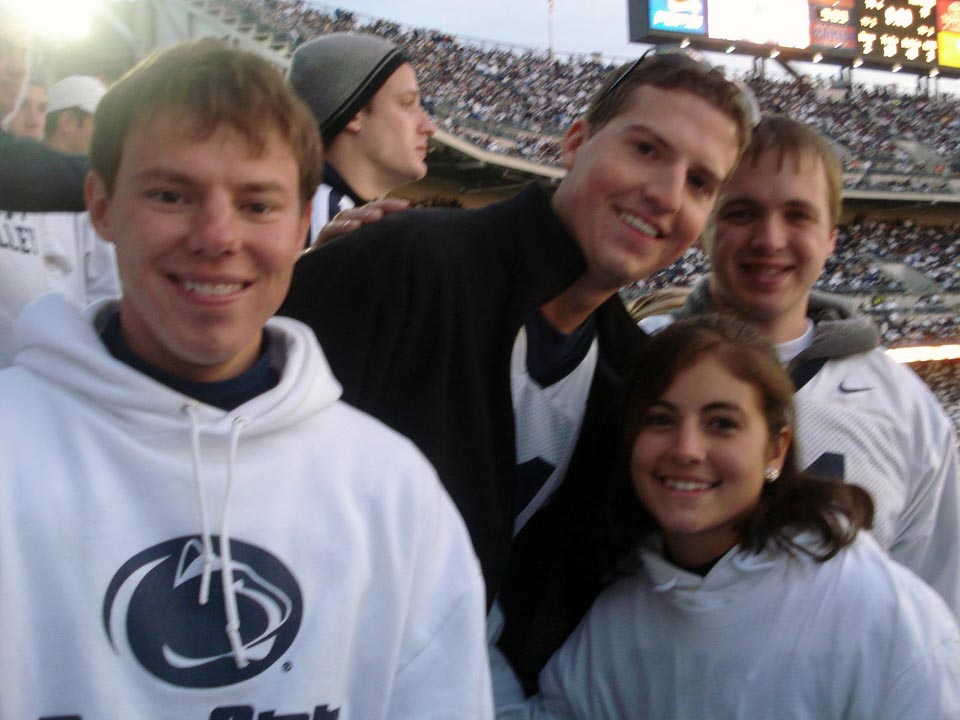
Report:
0,294,492,719
501,532,960,720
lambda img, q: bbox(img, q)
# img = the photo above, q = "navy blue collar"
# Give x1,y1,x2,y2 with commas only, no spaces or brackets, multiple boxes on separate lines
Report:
100,311,280,411
524,309,597,388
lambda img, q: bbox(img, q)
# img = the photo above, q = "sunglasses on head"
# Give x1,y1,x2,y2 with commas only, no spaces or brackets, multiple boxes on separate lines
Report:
600,46,761,127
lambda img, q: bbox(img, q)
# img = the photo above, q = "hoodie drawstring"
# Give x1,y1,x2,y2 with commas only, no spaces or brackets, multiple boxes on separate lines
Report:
221,417,248,668
183,402,216,606
180,403,249,669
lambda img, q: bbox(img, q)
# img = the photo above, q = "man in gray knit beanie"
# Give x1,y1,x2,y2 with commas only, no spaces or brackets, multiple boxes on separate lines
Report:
289,32,436,246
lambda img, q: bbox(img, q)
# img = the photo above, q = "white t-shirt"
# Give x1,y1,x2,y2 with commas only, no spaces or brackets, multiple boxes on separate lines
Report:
0,211,47,366
0,210,120,367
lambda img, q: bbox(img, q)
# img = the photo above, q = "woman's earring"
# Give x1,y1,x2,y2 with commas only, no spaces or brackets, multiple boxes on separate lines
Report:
764,467,780,483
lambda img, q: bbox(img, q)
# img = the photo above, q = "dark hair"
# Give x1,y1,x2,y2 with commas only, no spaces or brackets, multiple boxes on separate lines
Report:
90,38,322,206
585,52,756,156
605,314,873,570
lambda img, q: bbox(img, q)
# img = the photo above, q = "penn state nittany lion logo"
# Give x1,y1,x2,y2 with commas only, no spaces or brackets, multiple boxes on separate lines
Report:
102,536,302,688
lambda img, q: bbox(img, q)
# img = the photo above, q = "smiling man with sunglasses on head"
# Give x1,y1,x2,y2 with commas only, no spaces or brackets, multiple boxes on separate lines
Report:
280,48,758,693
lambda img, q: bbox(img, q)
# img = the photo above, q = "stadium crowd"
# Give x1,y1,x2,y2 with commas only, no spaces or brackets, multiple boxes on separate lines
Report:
914,360,960,438
219,0,960,195
748,77,960,174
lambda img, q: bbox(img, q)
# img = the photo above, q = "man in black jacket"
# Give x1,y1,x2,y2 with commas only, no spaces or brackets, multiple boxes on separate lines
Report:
0,12,86,212
281,51,757,692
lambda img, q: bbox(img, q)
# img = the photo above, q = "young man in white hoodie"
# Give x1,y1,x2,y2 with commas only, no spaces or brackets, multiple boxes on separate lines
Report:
0,38,491,719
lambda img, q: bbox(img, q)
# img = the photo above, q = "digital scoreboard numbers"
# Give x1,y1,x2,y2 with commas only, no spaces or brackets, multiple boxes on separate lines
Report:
856,0,939,66
811,0,858,50
629,0,960,75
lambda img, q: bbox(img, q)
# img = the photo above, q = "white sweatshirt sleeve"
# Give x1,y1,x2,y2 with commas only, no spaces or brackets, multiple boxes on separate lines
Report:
496,587,619,720
876,573,960,720
385,460,493,719
888,378,960,618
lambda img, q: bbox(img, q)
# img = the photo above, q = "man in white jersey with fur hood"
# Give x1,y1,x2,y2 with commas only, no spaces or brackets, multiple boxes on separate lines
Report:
0,38,491,718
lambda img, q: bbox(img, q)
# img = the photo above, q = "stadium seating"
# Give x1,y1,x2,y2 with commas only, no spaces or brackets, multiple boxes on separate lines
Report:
220,0,960,186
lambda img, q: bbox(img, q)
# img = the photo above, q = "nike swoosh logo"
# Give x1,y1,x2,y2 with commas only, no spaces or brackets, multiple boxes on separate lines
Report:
839,381,873,393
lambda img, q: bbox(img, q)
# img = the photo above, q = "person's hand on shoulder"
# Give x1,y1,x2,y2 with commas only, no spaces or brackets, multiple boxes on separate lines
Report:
315,198,411,246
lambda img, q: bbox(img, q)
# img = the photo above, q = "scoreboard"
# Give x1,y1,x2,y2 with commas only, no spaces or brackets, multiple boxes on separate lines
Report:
629,0,960,75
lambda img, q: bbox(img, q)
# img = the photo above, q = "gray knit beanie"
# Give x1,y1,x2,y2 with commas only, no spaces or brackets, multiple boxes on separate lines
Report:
288,33,407,145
